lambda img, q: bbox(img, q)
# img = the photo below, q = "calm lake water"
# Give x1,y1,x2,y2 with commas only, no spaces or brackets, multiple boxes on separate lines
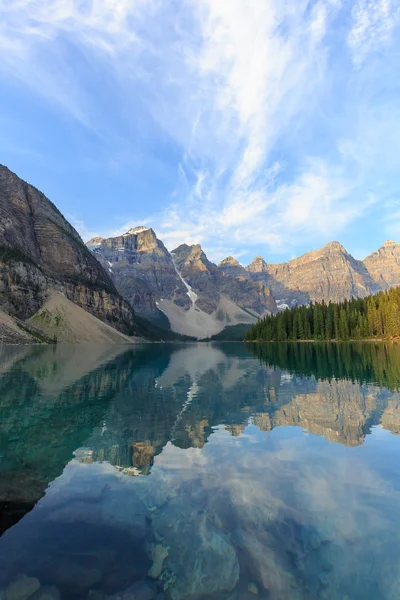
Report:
1,342,400,600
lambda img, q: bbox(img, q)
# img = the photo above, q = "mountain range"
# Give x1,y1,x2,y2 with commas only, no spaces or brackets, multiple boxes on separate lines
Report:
87,230,400,338
1,164,400,341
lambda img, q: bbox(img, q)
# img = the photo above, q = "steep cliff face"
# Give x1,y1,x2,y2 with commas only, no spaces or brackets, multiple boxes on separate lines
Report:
171,244,277,316
89,227,190,319
89,234,276,337
172,244,221,314
246,255,309,308
218,256,277,315
247,242,379,306
0,165,135,333
363,240,400,289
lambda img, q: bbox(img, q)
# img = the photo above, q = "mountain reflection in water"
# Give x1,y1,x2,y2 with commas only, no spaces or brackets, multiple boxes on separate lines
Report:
1,342,400,600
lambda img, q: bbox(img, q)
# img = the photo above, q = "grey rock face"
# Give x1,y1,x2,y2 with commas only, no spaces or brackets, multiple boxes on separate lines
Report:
89,228,190,318
363,240,400,289
89,234,277,323
0,166,136,334
172,244,221,314
173,244,277,316
246,255,308,308
247,242,379,306
218,256,277,315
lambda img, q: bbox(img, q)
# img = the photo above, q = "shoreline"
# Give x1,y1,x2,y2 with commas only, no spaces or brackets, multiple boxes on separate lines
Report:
245,338,399,343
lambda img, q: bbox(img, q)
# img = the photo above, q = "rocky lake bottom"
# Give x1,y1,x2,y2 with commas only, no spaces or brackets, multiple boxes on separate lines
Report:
1,342,400,600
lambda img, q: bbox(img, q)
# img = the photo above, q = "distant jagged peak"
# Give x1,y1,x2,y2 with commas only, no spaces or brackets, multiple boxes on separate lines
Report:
364,240,400,262
124,226,151,236
86,226,153,246
172,243,204,258
171,243,214,273
321,241,347,253
86,236,104,247
171,243,190,254
252,255,266,262
219,256,242,267
246,255,267,271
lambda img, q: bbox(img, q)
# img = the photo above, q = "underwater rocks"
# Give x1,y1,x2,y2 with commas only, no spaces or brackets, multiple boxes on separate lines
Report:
3,577,61,600
148,545,169,580
150,498,239,600
4,576,40,600
30,587,61,600
107,580,157,600
247,582,259,596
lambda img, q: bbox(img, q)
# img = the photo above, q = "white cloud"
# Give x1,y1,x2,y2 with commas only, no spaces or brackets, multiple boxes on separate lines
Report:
382,207,400,239
0,0,153,125
154,0,360,258
189,0,340,178
0,0,150,54
2,0,400,260
275,163,357,235
157,159,365,260
348,0,400,65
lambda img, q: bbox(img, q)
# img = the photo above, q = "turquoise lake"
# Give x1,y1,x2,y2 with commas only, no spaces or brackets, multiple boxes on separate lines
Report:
1,342,400,600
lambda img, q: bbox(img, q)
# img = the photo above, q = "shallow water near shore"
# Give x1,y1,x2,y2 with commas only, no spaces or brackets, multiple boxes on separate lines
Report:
2,342,400,600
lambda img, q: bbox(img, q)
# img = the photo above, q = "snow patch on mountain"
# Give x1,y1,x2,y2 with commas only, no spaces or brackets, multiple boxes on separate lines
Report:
124,226,150,236
171,255,198,306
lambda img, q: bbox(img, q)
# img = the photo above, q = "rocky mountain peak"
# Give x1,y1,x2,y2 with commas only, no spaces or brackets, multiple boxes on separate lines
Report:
93,227,163,256
173,243,207,265
246,256,267,272
86,236,104,248
363,239,400,289
322,241,347,253
382,240,399,248
219,256,241,267
124,226,150,236
172,243,190,252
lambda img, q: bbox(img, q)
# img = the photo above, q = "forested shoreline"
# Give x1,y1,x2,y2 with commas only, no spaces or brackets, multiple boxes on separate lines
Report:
246,341,400,390
245,287,400,342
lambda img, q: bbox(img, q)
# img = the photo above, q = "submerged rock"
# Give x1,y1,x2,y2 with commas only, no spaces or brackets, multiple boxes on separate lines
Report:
50,561,101,594
88,592,105,600
309,533,321,551
148,545,169,579
151,498,239,600
5,575,41,600
30,587,61,600
107,581,156,600
247,582,259,596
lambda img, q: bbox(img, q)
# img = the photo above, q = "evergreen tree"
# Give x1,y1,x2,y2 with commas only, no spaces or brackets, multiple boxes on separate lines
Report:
244,287,400,342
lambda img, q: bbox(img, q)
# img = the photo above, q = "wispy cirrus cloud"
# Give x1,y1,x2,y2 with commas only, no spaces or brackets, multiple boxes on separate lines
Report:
1,0,400,261
0,0,153,126
155,0,363,257
348,0,400,66
0,0,151,56
157,159,364,261
153,0,400,259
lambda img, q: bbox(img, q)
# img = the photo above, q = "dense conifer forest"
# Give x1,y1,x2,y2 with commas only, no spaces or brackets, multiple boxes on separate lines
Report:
245,287,400,342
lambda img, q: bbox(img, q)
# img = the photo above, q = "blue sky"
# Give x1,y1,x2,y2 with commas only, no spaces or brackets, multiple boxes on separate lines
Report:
1,0,400,264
